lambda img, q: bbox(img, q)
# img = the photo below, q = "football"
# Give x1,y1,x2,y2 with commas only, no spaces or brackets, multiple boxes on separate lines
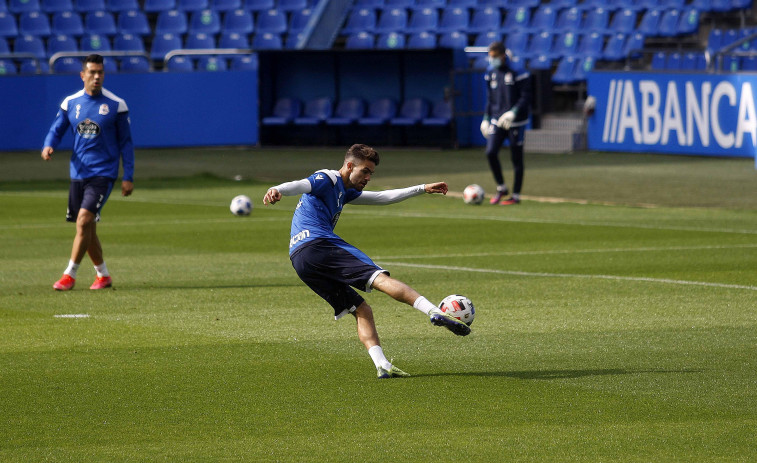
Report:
230,195,252,216
463,184,485,205
439,294,475,326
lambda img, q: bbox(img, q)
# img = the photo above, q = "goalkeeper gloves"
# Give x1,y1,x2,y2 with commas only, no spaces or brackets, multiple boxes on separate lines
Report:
497,110,516,130
480,119,491,138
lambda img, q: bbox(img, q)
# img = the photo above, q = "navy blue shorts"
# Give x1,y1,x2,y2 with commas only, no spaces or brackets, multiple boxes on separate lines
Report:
290,239,389,320
66,177,114,222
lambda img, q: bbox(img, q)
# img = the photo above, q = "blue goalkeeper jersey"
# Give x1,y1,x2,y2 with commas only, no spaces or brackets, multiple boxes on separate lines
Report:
289,170,362,255
43,88,134,182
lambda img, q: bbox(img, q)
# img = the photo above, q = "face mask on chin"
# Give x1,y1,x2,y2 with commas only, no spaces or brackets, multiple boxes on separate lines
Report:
488,57,502,69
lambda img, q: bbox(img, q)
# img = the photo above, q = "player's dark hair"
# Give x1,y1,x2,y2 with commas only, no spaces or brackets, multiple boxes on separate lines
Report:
488,41,506,55
346,144,380,166
82,54,104,69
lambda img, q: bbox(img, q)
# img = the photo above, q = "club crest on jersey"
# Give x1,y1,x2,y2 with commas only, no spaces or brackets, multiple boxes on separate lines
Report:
77,118,101,139
505,73,513,84
99,104,109,116
315,174,324,180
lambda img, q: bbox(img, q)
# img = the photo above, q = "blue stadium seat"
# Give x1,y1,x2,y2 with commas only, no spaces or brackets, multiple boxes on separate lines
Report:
0,1,6,12
623,31,644,58
342,8,376,35
108,0,139,12
677,8,699,36
279,0,307,11
722,55,740,72
550,0,577,8
166,55,194,70
358,98,397,124
294,97,332,125
223,9,254,34
47,33,77,56
741,55,757,71
421,100,451,126
346,31,374,49
438,30,467,48
583,7,609,32
19,58,49,73
376,31,405,49
602,32,626,61
552,56,577,84
285,32,304,48
0,59,18,75
156,10,188,35
662,0,685,7
473,30,501,47
651,51,666,69
438,7,469,33
525,31,552,59
448,0,476,6
118,10,150,36
120,55,150,72
0,37,8,53
407,31,435,48
0,12,18,37
390,98,429,125
263,98,301,125
527,5,556,32
14,35,46,58
528,54,551,70
42,0,72,13
638,9,661,36
354,0,384,8
732,0,753,9
554,7,580,31
289,9,312,34
468,7,500,34
230,54,257,70
635,0,658,9
406,8,438,33
53,56,82,73
384,0,413,7
177,0,208,11
573,56,594,81
197,55,227,71
680,51,700,70
552,31,578,59
9,0,41,14
210,0,241,11
74,0,105,12
666,51,682,70
81,34,110,52
243,0,272,10
185,32,215,48
86,11,117,37
19,11,51,37
150,33,181,59
607,8,636,34
100,55,122,71
505,30,528,54
252,31,282,49
577,31,604,58
657,8,680,37
503,6,530,31
326,98,365,125
375,8,407,33
51,12,83,37
416,0,445,8
143,0,176,12
256,9,287,34
113,33,144,51
711,0,732,12
218,31,249,48
190,9,221,34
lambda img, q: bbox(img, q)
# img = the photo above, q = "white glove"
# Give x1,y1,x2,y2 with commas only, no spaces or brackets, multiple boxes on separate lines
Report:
480,119,490,138
497,110,516,130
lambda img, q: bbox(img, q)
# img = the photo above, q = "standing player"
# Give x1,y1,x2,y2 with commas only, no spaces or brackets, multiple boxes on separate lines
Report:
480,41,532,205
263,144,471,379
42,54,134,291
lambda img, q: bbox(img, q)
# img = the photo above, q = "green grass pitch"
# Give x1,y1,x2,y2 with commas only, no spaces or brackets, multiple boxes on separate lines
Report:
1,148,756,461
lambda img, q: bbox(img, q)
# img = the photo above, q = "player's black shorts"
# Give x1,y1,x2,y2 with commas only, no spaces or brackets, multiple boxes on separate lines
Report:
66,176,115,223
290,239,389,320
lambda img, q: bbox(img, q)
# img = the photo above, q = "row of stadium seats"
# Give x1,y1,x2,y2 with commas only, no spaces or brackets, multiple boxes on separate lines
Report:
707,27,757,52
262,97,452,127
342,6,700,39
353,0,751,12
650,50,757,71
0,9,312,38
0,0,315,14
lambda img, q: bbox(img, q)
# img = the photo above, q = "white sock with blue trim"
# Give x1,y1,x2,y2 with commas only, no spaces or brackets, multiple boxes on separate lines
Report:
413,296,438,316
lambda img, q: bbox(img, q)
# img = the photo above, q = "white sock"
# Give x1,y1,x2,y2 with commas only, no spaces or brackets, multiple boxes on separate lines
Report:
368,345,392,370
94,262,109,278
497,184,508,193
413,296,438,316
64,260,80,278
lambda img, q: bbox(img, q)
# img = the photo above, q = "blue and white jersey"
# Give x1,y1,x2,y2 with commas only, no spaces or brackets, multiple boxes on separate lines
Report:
43,88,134,181
289,169,362,255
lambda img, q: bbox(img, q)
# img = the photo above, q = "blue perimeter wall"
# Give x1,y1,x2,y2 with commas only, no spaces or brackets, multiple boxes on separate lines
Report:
0,70,258,151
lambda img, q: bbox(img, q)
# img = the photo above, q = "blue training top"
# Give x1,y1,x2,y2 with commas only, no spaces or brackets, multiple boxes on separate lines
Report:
43,88,134,182
289,170,362,255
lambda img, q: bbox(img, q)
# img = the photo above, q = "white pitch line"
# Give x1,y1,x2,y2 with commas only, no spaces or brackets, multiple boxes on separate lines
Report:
380,261,757,292
376,243,757,260
54,314,90,318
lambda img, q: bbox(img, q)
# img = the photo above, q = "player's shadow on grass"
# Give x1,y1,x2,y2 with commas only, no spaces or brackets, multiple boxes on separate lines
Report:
415,368,703,380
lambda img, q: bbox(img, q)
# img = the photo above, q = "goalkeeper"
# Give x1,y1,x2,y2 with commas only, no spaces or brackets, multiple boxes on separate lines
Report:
480,41,532,205
263,144,470,379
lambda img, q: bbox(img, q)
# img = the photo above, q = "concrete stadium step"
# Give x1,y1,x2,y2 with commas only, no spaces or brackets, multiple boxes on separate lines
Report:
525,113,585,153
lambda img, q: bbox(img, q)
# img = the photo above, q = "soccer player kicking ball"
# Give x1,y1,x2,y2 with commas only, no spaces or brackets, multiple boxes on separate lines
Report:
263,144,470,379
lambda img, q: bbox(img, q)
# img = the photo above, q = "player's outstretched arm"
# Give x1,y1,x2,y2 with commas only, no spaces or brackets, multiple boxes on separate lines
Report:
425,182,448,195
